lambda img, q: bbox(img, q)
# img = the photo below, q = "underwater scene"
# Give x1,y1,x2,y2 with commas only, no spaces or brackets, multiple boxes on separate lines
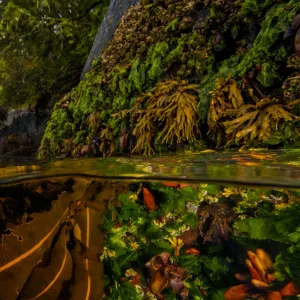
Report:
1,151,300,300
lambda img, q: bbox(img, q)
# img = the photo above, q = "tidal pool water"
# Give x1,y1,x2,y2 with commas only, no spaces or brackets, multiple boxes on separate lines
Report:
1,150,300,300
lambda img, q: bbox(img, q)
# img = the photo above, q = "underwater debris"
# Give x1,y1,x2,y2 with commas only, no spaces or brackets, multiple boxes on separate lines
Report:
145,252,188,298
225,249,300,300
197,203,235,244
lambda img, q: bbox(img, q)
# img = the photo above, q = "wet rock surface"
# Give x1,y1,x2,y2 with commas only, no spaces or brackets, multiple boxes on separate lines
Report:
0,109,51,160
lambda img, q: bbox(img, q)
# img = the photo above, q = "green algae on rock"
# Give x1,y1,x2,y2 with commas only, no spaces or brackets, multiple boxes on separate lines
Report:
39,0,300,159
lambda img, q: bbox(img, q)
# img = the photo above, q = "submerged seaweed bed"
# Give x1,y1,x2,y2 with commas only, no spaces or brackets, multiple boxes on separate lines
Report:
1,177,300,299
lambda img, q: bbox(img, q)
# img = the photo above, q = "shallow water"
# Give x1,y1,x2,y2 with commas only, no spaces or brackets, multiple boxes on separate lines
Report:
1,150,300,299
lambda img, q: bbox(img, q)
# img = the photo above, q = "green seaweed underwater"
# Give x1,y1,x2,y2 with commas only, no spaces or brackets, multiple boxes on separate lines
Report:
100,181,300,300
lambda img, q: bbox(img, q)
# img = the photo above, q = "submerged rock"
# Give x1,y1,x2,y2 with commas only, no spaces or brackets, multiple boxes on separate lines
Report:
197,203,235,244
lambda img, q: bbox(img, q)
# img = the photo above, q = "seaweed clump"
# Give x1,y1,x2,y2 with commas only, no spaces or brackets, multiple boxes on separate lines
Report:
113,80,200,155
208,76,300,148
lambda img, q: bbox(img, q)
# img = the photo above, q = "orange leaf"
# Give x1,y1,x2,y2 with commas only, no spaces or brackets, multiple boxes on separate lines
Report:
179,183,190,189
235,273,250,282
256,249,273,272
162,182,179,188
280,282,300,296
247,251,268,282
251,279,270,289
143,188,157,211
130,274,141,286
245,259,262,281
184,248,200,256
267,291,282,300
268,274,276,282
224,284,252,300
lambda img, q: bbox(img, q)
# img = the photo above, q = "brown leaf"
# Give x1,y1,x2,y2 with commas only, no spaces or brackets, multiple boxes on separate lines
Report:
70,203,104,300
69,238,104,300
150,266,170,294
179,228,199,247
73,223,82,241
145,253,171,277
228,80,244,108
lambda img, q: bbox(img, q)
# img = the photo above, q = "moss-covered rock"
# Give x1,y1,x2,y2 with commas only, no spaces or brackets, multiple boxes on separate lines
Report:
38,0,300,159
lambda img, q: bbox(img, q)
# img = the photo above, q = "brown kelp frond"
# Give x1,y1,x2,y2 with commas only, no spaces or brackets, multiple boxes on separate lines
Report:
116,80,200,155
223,98,299,146
131,111,155,156
208,76,300,148
87,111,100,132
208,76,244,147
99,127,116,156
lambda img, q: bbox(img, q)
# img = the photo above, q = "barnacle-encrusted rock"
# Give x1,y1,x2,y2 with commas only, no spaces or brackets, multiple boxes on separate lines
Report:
198,203,235,243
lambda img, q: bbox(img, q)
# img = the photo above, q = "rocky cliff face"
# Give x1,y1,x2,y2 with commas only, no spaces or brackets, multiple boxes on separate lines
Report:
0,109,51,160
81,0,139,79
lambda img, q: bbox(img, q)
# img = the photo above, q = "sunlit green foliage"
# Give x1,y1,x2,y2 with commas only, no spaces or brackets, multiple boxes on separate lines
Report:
0,0,109,108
